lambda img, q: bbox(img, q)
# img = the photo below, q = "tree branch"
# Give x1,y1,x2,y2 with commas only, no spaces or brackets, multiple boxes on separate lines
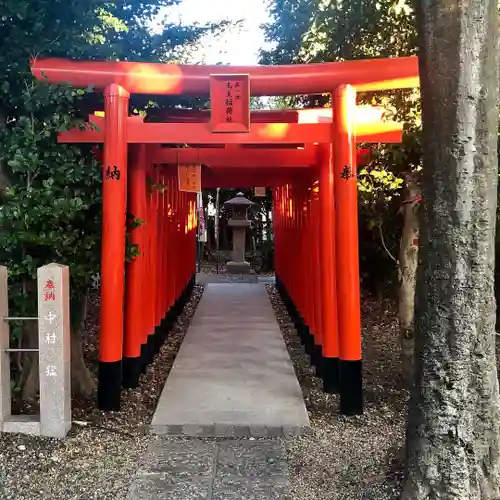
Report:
378,219,399,265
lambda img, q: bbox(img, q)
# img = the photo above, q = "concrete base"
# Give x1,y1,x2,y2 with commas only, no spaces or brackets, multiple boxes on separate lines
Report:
2,414,41,436
226,261,252,274
151,283,310,437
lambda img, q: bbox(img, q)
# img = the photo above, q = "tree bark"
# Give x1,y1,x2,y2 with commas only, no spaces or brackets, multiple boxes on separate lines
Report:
20,321,39,400
403,1,500,498
70,292,95,396
398,173,421,386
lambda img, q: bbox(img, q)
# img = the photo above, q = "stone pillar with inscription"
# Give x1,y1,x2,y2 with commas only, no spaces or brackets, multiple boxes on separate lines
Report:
224,192,254,274
37,263,71,438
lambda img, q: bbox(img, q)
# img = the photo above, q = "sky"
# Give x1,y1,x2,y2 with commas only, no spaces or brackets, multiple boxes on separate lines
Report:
156,0,272,65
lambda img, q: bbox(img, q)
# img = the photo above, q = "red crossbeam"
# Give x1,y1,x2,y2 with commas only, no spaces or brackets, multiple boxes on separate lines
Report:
31,57,419,96
149,147,371,168
151,147,313,167
200,167,310,188
147,106,391,124
59,121,402,144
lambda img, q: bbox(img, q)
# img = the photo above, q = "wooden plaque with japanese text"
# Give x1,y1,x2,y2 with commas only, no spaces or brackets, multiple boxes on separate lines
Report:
210,74,251,133
178,164,201,193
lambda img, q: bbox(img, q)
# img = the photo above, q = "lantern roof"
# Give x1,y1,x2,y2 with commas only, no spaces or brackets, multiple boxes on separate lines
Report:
224,192,255,207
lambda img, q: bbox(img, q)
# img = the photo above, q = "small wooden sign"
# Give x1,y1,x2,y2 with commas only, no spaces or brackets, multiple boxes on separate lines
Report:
254,187,266,197
210,74,250,133
178,164,201,193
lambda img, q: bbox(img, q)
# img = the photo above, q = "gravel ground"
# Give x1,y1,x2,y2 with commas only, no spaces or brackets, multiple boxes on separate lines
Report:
1,277,407,500
0,285,204,500
267,285,407,500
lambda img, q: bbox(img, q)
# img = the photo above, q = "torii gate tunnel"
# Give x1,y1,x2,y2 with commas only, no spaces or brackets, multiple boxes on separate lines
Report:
31,55,420,415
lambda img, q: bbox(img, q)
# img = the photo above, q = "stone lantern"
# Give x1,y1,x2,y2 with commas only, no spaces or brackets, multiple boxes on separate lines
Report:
224,192,254,274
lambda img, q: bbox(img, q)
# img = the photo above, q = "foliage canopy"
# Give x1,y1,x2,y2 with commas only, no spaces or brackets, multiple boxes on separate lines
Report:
0,1,219,324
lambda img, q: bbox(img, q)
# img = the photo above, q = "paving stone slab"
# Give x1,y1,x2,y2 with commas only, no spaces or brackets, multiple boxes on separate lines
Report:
217,441,288,477
140,440,216,476
127,475,212,500
126,438,293,500
212,476,292,500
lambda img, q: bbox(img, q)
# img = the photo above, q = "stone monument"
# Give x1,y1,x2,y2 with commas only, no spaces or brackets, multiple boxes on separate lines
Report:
0,263,71,439
224,192,254,274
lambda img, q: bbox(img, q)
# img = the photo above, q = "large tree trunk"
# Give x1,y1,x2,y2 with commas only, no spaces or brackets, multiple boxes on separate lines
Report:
70,292,95,396
402,1,500,498
398,173,421,386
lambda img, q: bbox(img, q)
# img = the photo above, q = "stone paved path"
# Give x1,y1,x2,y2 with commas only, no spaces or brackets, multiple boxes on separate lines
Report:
125,437,292,500
151,283,309,437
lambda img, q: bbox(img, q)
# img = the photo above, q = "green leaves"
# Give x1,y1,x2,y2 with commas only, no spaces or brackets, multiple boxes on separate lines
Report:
0,0,215,321
262,0,417,67
262,0,422,287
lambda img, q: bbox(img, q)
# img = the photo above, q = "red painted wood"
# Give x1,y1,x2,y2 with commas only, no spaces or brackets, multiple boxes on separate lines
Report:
31,56,419,95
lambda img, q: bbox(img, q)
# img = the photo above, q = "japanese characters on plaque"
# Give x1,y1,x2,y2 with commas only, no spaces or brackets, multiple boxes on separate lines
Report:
225,81,242,123
44,278,56,302
198,208,206,233
42,278,57,349
178,164,201,193
37,263,71,438
210,74,250,133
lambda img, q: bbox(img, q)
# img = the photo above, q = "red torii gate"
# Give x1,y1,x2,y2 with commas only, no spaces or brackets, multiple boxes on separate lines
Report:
31,56,419,415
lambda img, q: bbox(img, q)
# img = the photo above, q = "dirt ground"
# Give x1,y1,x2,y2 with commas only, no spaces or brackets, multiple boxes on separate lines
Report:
1,278,408,500
267,285,407,500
